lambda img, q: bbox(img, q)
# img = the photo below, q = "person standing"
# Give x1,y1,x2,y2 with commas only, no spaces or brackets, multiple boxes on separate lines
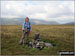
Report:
19,17,32,46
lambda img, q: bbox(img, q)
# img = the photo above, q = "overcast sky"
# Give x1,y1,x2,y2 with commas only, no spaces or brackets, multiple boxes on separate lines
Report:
1,1,74,23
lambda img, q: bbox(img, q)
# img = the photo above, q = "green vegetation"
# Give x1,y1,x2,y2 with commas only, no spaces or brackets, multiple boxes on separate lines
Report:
1,25,74,55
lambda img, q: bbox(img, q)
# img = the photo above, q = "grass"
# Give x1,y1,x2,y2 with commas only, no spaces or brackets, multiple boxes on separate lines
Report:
1,25,74,55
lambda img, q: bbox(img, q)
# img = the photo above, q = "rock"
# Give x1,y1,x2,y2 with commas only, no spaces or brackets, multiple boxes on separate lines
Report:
45,42,54,48
28,33,54,49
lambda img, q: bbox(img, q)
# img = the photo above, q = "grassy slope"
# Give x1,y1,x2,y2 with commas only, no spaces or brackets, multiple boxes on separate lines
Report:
1,25,74,55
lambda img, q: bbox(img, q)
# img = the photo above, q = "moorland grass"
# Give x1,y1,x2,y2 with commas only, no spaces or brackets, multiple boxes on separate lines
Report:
1,25,74,55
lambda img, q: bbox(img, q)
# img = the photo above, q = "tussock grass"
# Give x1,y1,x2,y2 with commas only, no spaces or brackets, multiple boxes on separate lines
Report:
1,25,74,55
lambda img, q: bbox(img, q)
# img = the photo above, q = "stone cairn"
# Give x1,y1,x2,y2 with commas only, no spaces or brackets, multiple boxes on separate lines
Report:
28,33,54,50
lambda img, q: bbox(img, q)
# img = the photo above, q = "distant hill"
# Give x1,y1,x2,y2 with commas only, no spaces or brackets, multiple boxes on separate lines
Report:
63,22,75,25
0,18,59,25
30,19,59,25
1,18,24,25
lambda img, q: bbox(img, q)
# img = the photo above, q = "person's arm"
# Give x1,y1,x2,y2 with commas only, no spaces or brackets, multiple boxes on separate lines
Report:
22,23,25,31
30,23,32,33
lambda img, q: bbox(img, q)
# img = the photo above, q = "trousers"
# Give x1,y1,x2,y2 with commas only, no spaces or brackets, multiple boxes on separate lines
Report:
19,30,30,44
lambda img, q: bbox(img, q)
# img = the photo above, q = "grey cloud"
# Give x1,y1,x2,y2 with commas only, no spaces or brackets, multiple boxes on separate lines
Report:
1,1,74,23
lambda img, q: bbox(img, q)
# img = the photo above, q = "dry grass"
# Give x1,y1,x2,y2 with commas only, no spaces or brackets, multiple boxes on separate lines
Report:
1,25,74,55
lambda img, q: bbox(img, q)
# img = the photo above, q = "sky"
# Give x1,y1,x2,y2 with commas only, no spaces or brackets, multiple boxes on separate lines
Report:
1,1,74,24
